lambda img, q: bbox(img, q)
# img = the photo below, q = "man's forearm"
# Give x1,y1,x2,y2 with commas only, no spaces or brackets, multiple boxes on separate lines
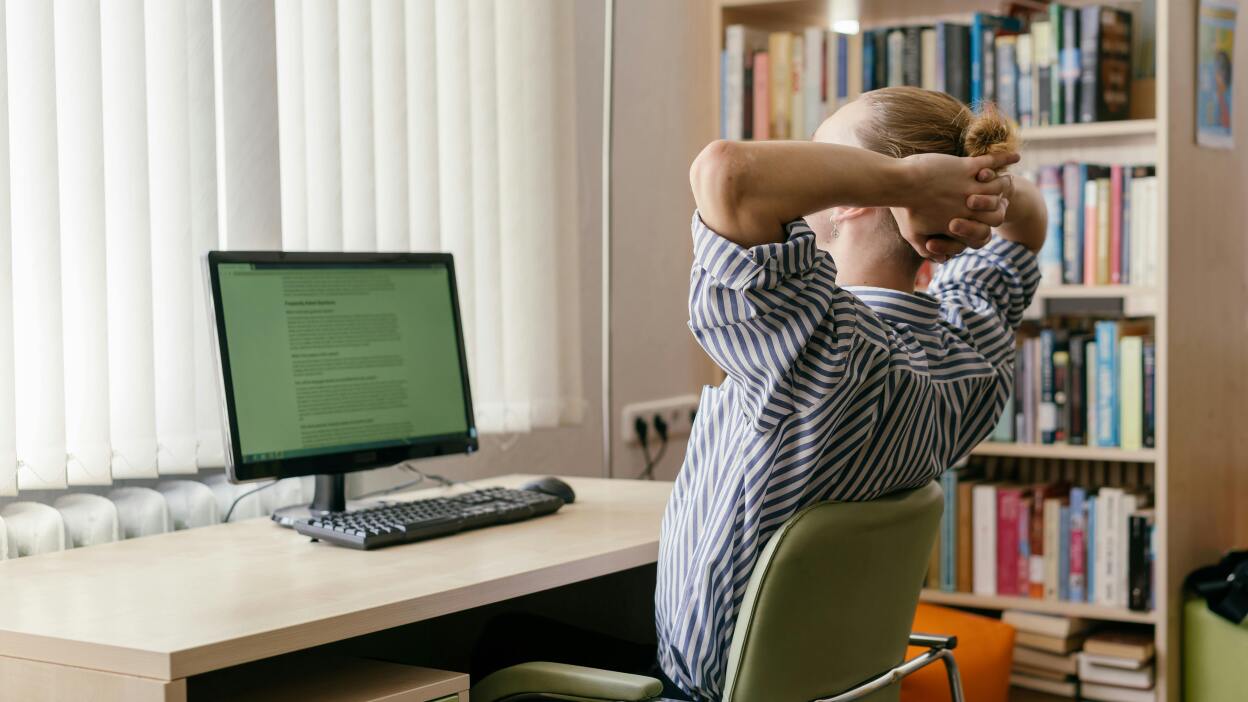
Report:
995,177,1047,253
689,140,911,247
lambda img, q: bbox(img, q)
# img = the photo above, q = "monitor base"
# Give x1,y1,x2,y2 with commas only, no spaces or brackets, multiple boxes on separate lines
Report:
271,474,352,528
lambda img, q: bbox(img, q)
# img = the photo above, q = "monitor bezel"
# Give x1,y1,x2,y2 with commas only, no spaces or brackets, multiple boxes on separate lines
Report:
206,250,479,483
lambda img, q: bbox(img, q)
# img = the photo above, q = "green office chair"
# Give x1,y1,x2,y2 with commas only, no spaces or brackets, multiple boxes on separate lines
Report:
472,481,962,702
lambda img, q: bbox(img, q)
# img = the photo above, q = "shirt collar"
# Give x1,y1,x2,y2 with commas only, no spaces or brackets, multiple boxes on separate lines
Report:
843,286,942,328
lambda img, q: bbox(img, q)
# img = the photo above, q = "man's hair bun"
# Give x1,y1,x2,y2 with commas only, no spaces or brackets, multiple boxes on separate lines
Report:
962,102,1019,157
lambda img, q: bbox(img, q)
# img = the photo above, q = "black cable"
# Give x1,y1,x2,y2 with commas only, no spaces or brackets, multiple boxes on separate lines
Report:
400,462,458,487
637,414,670,481
223,481,278,522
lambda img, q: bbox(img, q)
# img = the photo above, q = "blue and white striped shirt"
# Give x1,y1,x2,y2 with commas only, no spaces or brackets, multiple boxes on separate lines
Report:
656,213,1040,700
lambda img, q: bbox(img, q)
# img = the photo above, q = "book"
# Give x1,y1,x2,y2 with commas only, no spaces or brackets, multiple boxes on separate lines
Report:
935,22,971,103
1081,681,1157,702
1043,497,1063,599
1110,164,1124,283
825,31,842,115
887,28,905,87
1095,488,1121,605
1031,481,1068,596
1084,631,1155,662
1016,629,1086,654
742,53,754,139
1086,338,1098,444
791,35,805,140
1013,639,1083,664
1061,162,1085,284
1069,487,1088,601
1061,5,1081,124
768,32,792,139
1003,610,1091,639
1053,348,1069,442
1086,492,1098,602
1066,332,1089,444
871,28,888,90
957,477,977,592
719,50,728,139
1033,20,1052,125
1119,334,1144,450
1038,329,1061,443
1094,320,1120,447
973,483,998,595
1082,173,1099,284
920,27,937,90
1142,338,1155,447
940,467,958,591
1080,651,1150,670
846,31,863,100
1012,663,1072,681
1095,175,1112,284
725,26,751,140
1050,3,1065,123
997,486,1024,596
803,27,824,137
1078,652,1154,688
1017,33,1033,126
1058,503,1072,601
1079,6,1133,122
1120,165,1132,283
902,25,923,87
996,35,1019,122
1037,169,1065,284
752,51,770,139
1128,509,1154,611
1010,672,1077,697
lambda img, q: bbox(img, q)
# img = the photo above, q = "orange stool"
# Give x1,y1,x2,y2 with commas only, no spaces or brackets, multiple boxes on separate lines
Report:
901,603,1015,702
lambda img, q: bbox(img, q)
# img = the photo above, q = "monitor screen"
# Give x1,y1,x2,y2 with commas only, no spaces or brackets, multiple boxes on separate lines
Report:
207,253,477,482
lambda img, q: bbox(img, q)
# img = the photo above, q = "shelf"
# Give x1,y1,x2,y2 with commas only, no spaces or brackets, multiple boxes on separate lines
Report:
1035,285,1157,300
971,443,1157,462
1020,119,1157,141
920,589,1158,624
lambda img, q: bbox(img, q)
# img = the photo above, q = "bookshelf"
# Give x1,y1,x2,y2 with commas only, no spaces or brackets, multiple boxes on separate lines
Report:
710,2,1248,701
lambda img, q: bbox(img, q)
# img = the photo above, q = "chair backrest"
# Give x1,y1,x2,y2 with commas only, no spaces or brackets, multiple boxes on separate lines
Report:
720,482,943,702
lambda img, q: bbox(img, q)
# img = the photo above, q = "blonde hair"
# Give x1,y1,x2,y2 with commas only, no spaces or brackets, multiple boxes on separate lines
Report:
854,87,1019,161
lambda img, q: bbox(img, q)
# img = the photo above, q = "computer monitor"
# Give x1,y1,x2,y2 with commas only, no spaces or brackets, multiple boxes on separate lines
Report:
206,252,478,516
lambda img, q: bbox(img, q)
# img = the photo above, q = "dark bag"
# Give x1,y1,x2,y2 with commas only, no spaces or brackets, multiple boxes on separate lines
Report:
1186,550,1248,625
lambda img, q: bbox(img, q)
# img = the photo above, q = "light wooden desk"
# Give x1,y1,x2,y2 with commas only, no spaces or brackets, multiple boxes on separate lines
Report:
0,475,672,701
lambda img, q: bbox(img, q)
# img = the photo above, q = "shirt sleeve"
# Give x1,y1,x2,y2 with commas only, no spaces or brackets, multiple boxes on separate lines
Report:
928,236,1041,370
687,211,867,432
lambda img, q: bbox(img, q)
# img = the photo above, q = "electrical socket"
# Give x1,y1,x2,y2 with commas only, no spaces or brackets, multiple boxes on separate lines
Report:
621,395,701,445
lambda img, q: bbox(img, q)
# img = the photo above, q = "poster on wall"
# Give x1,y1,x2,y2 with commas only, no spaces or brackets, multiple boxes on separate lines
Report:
1197,0,1238,149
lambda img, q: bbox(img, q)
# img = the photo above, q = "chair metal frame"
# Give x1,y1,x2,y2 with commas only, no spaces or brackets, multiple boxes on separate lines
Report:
813,633,964,702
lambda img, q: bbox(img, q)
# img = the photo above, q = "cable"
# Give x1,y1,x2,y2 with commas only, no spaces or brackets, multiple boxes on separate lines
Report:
354,473,429,500
223,481,278,522
399,462,458,487
635,415,670,481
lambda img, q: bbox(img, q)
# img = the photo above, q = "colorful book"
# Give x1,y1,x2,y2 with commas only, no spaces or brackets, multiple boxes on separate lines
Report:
846,31,863,100
996,35,1019,122
1060,5,1081,124
997,487,1024,596
768,32,792,139
1069,487,1088,601
1061,162,1085,284
1033,20,1053,125
1082,175,1099,284
1094,320,1120,447
1050,3,1065,123
970,13,1022,105
1059,504,1072,600
902,25,924,86
1096,175,1112,284
973,483,998,595
803,27,825,137
720,50,728,139
752,51,770,139
935,22,971,103
957,477,977,592
887,28,906,87
1066,332,1089,444
1086,338,1098,444
1142,338,1156,447
791,35,805,140
920,27,937,90
1079,6,1133,122
1128,510,1154,611
1110,165,1124,283
1018,32,1033,126
1119,334,1144,450
1086,493,1098,602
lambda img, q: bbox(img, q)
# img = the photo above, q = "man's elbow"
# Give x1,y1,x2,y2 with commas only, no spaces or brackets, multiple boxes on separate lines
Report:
690,140,745,218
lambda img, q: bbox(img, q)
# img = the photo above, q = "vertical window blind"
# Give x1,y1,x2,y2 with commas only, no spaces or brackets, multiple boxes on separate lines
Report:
0,0,585,497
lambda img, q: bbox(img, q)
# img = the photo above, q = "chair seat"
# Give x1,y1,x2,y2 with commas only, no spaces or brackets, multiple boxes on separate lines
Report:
0,502,66,557
472,662,663,702
53,494,121,547
901,604,1015,702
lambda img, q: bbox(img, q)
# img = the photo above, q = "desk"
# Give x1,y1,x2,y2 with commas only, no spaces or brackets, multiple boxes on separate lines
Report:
0,475,672,701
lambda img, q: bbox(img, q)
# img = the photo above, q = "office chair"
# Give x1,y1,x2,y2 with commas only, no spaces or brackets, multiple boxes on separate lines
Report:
53,494,121,547
473,481,961,702
0,502,66,558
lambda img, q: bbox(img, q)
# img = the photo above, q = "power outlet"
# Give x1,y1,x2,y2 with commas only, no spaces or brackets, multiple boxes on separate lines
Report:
621,395,701,445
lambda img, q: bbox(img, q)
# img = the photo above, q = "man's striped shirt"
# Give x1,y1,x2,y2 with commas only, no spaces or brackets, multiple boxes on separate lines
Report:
655,213,1040,700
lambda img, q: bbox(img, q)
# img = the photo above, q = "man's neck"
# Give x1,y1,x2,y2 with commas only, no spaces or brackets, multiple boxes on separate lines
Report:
831,263,919,292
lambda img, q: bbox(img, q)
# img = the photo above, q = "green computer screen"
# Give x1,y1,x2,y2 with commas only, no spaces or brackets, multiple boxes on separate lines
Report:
216,263,470,463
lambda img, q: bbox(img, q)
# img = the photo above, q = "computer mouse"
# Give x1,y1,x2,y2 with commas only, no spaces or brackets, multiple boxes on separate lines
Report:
520,476,576,504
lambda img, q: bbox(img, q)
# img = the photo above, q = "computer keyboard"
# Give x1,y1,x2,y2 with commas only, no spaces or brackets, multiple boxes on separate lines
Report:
293,487,565,550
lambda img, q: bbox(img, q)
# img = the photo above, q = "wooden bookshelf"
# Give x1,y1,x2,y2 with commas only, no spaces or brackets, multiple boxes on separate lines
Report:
971,443,1157,462
709,2,1248,701
1020,119,1158,142
920,589,1158,624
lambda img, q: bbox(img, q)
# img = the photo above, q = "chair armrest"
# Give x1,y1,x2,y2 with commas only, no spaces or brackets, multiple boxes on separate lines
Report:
471,661,663,702
909,632,957,650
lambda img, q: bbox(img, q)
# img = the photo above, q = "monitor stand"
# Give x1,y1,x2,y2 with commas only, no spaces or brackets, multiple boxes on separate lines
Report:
271,474,353,527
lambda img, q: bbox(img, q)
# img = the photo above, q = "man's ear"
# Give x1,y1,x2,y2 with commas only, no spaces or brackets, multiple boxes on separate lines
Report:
830,206,875,225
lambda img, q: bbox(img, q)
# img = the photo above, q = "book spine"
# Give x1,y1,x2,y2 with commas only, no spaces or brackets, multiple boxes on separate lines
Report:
837,34,848,103
1095,320,1119,447
1018,497,1031,598
1029,487,1046,598
996,37,1019,127
1143,338,1156,447
973,485,998,595
1059,505,1071,600
769,33,791,139
1061,6,1080,124
997,489,1021,596
949,25,971,104
847,31,863,99
1086,339,1098,444
1083,178,1098,285
887,29,905,87
862,29,876,92
957,480,975,591
1053,347,1069,442
970,15,984,104
935,24,948,93
993,390,1015,442
1128,512,1150,610
742,54,754,140
1043,498,1060,599
1110,165,1124,284
753,52,770,140
1119,336,1144,451
1095,177,1111,283
903,26,923,86
791,36,805,140
1121,166,1132,283
1117,494,1137,608
1018,33,1033,127
941,469,957,591
1100,9,1134,120
720,50,728,139
873,30,888,91
1067,335,1085,444
804,27,824,137
1069,487,1087,601
1062,163,1084,284
1050,3,1064,124
1079,6,1100,122
981,27,997,105
726,26,745,140
1039,329,1057,443
1086,494,1097,602
921,28,937,90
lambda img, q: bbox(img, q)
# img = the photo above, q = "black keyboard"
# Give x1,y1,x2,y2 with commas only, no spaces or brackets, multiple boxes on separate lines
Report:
293,487,565,550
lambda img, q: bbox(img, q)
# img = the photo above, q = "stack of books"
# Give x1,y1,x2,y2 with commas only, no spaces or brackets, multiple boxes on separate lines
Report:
990,319,1156,451
1079,631,1157,701
1006,611,1091,698
929,468,1156,613
720,5,1150,140
1033,163,1159,287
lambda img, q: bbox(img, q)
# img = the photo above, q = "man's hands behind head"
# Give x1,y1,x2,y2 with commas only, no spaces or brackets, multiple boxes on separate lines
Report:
892,150,1019,262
